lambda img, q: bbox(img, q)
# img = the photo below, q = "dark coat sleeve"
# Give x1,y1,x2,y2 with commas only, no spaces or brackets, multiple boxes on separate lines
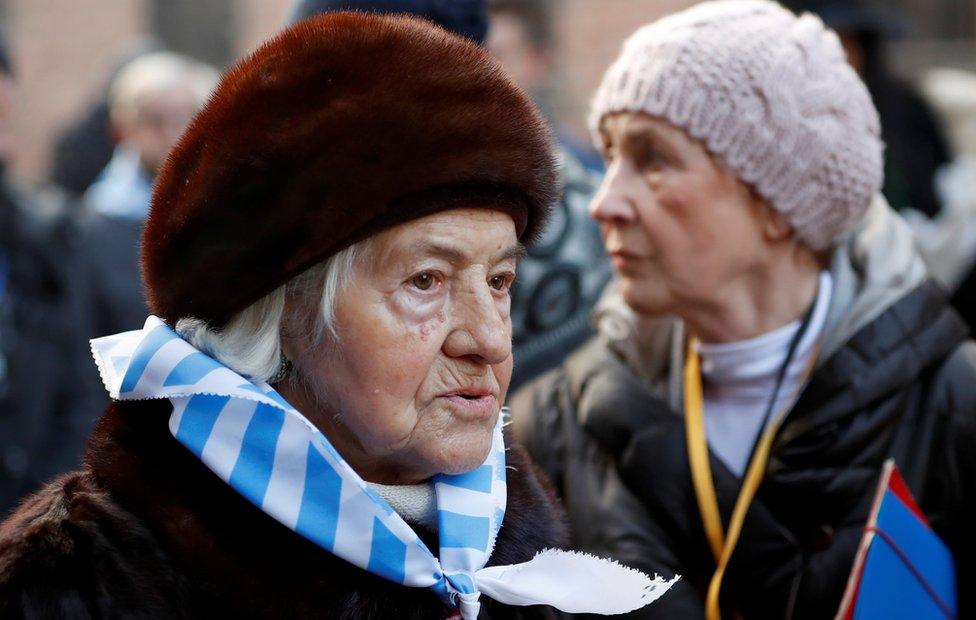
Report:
925,342,976,620
0,189,103,514
580,467,705,619
944,408,976,620
0,471,188,619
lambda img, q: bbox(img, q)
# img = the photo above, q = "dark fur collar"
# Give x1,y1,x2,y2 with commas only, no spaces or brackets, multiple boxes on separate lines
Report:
76,399,568,617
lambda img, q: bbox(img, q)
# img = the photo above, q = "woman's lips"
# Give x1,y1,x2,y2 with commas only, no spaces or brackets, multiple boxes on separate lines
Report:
608,249,643,271
439,391,497,419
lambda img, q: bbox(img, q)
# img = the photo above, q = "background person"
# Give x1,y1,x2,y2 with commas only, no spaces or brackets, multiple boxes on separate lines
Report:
920,68,976,330
485,0,612,390
47,40,164,200
79,51,217,339
0,13,671,618
487,0,602,172
0,31,98,516
512,1,976,617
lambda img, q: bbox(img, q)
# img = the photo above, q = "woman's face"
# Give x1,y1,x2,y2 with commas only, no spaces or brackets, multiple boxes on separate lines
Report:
282,208,520,484
590,112,771,317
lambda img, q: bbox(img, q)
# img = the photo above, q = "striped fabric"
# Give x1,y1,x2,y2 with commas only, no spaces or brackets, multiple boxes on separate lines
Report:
92,316,677,618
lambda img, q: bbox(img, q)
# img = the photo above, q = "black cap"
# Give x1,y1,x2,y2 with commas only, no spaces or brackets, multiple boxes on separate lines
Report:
287,0,489,44
784,0,907,36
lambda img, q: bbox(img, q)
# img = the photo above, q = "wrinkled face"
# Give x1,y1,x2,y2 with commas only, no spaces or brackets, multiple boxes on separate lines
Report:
121,85,202,173
591,112,770,316
285,209,520,484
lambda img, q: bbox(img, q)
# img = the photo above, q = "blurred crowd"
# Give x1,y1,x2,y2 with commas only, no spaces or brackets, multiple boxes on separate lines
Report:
0,37,219,508
0,0,974,522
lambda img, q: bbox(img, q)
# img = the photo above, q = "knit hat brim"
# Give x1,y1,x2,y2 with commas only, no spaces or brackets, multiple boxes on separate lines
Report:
588,0,883,251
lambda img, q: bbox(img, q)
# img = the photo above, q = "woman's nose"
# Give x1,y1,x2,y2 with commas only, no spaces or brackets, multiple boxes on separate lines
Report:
589,160,636,224
442,285,511,365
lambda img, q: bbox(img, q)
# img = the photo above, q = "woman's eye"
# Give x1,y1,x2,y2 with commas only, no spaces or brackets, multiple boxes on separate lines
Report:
411,272,435,291
641,149,666,169
488,274,510,291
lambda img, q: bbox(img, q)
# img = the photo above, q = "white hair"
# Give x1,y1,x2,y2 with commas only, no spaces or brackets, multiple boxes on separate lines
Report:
175,240,370,383
109,51,219,127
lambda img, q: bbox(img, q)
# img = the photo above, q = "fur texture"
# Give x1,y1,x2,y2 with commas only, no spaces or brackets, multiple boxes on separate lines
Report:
143,12,557,327
0,400,568,618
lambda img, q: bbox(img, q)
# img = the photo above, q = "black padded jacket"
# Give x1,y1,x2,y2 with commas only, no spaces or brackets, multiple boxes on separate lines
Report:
512,280,976,619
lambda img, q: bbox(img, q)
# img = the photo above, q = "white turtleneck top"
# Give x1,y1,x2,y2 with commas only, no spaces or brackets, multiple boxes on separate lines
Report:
697,271,832,477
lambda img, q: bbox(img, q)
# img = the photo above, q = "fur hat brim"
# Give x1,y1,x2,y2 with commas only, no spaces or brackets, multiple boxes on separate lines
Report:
142,12,556,327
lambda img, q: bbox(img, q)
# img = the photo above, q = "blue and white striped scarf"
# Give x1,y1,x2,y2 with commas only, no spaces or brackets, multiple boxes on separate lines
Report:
92,316,676,618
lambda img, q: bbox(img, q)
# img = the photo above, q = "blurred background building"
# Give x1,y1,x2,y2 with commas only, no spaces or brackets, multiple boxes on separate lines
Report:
0,0,972,185
1,0,288,185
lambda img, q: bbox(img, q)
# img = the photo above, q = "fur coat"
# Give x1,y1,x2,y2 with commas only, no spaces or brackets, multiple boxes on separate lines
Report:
0,399,568,618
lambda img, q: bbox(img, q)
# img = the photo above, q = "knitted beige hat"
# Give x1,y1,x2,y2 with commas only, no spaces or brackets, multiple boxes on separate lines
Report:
589,0,883,250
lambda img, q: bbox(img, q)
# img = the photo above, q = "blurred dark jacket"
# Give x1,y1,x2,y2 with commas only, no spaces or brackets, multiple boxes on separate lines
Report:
48,102,115,198
77,144,154,339
77,212,149,339
73,202,151,416
0,179,100,515
871,66,951,218
48,40,163,199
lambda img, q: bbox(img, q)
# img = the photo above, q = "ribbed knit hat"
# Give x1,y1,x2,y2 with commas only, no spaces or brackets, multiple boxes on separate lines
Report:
589,0,883,250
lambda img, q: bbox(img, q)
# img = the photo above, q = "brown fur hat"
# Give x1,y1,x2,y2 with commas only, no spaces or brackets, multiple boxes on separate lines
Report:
142,12,556,327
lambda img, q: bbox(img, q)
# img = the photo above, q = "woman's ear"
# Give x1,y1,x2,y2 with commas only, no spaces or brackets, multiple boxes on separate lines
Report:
741,183,793,244
760,200,794,243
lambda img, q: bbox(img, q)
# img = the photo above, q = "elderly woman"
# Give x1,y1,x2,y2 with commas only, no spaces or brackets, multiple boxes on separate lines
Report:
513,1,976,618
0,13,673,620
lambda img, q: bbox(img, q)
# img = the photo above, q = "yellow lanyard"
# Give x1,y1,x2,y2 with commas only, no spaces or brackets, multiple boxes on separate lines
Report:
684,336,819,620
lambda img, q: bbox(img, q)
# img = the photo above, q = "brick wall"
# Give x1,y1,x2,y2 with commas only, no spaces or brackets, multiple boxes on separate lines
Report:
3,0,290,184
2,0,973,184
552,0,698,141
6,0,146,183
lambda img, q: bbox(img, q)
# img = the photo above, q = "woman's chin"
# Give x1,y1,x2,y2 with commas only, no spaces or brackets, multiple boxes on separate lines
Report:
621,280,675,316
426,434,495,477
